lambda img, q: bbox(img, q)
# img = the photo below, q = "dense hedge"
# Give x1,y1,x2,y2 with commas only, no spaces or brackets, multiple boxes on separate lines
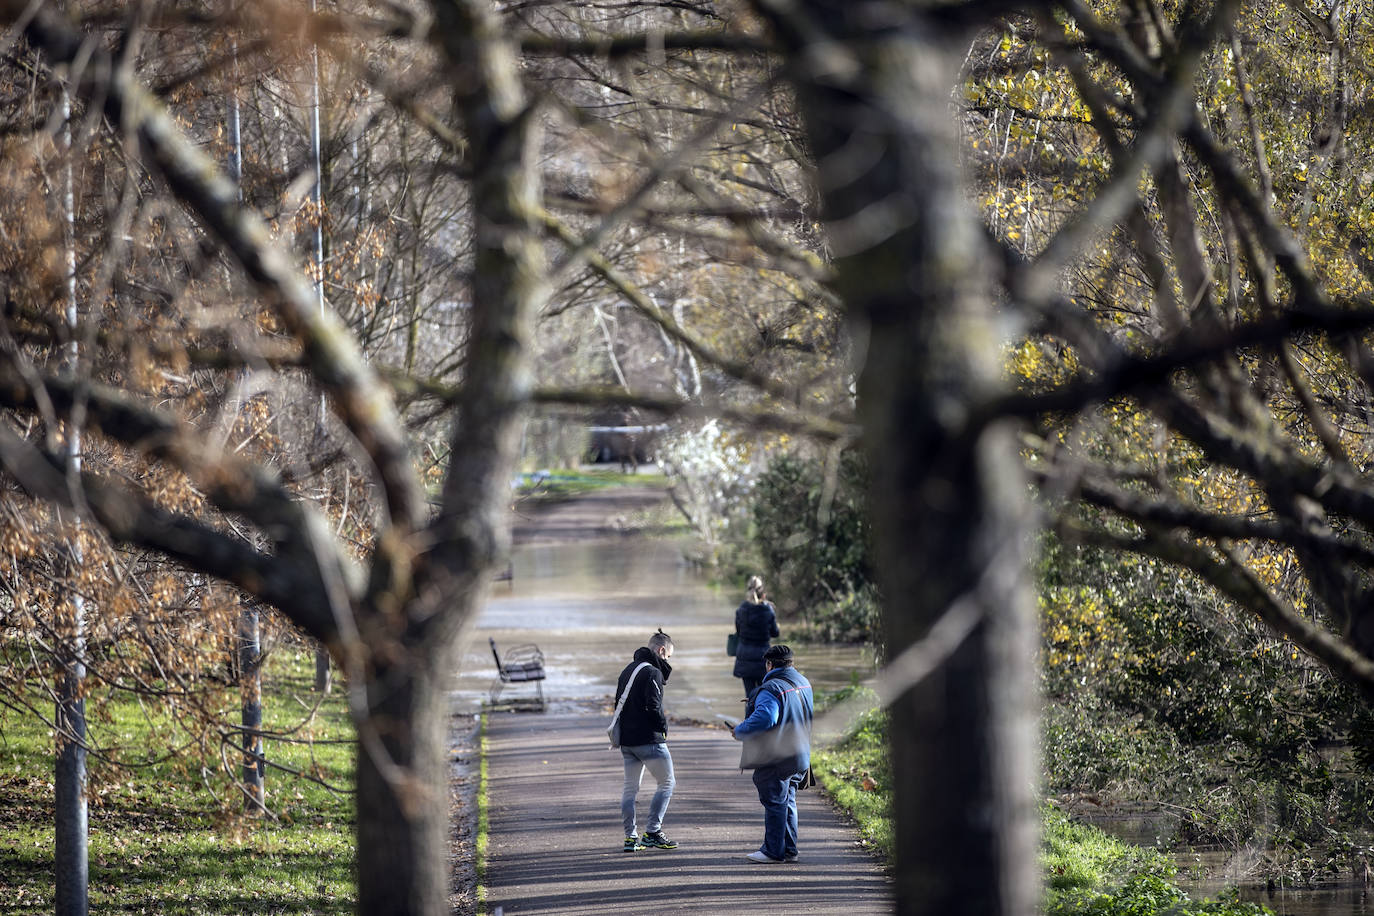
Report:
747,452,876,642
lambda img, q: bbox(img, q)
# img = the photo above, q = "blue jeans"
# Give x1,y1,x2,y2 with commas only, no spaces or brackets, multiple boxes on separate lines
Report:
751,765,803,860
621,742,674,836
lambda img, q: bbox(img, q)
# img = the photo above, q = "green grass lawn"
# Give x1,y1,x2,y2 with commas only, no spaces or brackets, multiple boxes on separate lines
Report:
0,648,355,914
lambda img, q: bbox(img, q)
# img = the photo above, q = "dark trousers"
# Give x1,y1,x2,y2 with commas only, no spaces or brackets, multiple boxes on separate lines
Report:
751,765,803,860
741,676,762,697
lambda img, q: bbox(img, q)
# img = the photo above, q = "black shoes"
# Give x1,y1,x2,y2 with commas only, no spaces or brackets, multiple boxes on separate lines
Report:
641,831,678,849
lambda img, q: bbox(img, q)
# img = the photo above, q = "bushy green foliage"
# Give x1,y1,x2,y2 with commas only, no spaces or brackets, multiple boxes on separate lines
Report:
749,452,874,631
786,582,883,645
1047,873,1272,916
1039,534,1374,863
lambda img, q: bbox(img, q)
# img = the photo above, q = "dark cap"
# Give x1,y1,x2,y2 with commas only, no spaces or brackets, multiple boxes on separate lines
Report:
763,644,793,665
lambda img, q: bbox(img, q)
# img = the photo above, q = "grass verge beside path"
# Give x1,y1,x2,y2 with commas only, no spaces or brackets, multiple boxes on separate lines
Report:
812,687,1273,915
0,648,355,914
475,712,490,914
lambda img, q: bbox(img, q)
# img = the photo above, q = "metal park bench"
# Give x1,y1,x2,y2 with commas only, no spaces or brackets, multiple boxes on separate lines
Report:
488,637,546,709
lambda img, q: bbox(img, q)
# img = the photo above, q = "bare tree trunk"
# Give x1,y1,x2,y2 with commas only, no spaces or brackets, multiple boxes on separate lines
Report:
314,648,333,694
355,660,453,915
349,0,547,910
55,654,87,916
55,82,89,916
239,605,265,810
758,4,1038,914
224,45,266,812
309,2,334,698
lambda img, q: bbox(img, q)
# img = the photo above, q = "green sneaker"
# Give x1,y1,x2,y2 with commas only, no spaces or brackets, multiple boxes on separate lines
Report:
623,836,644,852
641,831,678,849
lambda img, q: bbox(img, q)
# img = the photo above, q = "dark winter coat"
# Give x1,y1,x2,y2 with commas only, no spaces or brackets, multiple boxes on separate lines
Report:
614,646,672,747
735,665,814,772
732,600,779,680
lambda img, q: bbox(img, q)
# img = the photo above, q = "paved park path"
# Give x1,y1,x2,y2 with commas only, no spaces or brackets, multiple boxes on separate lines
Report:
482,710,891,915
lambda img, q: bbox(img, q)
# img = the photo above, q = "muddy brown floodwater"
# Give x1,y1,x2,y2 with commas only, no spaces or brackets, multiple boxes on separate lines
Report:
451,485,878,723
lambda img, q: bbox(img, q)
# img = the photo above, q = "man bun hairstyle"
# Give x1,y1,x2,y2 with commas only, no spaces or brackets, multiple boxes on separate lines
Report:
763,644,793,666
648,628,673,650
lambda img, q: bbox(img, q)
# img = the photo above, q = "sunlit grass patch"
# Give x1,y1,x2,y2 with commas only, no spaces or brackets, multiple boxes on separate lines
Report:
0,647,356,914
811,686,892,859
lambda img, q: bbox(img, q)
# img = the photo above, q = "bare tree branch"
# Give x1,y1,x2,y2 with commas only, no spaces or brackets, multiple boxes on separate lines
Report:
4,0,425,536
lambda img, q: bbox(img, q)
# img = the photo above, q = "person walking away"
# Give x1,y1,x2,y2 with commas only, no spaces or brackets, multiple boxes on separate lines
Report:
732,644,813,864
614,629,679,852
732,575,779,697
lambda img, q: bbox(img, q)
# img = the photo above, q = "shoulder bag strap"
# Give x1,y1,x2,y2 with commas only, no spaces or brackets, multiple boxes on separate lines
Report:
610,662,652,727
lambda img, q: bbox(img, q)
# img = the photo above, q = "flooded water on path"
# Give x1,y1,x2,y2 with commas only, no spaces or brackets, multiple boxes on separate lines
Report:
452,527,877,724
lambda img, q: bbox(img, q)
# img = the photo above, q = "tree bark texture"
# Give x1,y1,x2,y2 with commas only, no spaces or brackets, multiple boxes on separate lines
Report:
240,607,265,809
55,659,88,916
355,660,454,915
349,2,545,912
759,3,1039,913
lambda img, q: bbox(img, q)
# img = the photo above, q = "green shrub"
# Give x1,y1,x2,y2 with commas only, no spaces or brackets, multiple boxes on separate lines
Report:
750,451,873,616
791,582,883,645
1038,532,1374,861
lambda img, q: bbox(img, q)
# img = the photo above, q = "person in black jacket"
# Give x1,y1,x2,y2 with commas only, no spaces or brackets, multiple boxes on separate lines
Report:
732,575,780,697
614,629,678,852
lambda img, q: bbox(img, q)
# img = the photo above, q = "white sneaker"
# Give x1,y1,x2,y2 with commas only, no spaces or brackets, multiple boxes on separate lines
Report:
745,850,784,863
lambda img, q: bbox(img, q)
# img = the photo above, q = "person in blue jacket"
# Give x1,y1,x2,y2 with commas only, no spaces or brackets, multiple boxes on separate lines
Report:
732,575,780,697
731,644,813,863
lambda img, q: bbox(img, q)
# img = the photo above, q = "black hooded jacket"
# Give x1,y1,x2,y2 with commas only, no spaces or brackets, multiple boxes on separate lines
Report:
614,646,672,746
732,600,779,680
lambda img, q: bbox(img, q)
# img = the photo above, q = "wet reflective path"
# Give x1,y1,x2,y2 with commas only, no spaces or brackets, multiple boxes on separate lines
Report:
452,493,877,723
